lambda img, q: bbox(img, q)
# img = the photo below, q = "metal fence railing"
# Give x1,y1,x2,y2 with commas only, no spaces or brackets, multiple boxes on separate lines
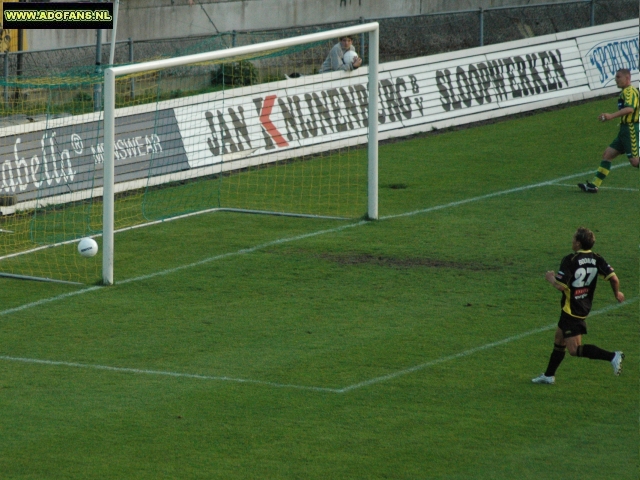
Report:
0,0,635,120
1,0,637,79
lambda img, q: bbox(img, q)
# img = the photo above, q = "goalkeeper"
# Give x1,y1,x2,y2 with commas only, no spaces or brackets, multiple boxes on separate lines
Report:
319,35,362,73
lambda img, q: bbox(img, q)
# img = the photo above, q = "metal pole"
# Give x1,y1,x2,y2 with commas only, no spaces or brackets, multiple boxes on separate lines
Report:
109,23,380,76
16,0,24,80
232,30,237,47
367,25,379,221
590,0,595,26
359,16,365,60
3,52,8,107
109,0,120,65
94,28,103,111
103,68,116,285
16,29,23,77
129,37,135,99
479,7,484,47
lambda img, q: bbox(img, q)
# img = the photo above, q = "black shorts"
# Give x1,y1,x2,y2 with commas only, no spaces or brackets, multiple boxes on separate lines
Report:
558,311,587,338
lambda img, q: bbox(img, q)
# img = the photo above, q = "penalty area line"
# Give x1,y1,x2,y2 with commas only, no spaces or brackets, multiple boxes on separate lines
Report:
0,356,341,393
0,298,634,394
336,297,637,392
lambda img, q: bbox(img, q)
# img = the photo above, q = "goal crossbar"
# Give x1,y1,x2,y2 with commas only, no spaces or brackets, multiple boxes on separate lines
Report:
102,22,380,285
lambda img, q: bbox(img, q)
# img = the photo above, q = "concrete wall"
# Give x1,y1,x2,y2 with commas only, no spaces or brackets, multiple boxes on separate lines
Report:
28,0,573,50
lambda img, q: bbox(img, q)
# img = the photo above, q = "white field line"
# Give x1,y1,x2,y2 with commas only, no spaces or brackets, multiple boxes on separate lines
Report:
0,208,348,263
0,285,104,317
0,298,635,393
0,208,225,263
379,163,629,221
117,220,368,285
550,183,639,192
0,222,368,316
336,298,637,393
0,356,342,393
0,163,634,392
0,163,630,317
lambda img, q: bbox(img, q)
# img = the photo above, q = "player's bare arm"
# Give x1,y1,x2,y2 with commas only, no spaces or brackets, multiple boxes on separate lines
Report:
599,107,634,122
608,274,625,303
545,271,566,292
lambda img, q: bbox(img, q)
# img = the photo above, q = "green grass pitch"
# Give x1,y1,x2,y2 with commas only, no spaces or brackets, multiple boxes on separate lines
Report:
0,97,637,479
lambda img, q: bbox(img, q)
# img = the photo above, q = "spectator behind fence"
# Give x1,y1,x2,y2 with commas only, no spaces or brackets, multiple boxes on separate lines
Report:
319,35,362,73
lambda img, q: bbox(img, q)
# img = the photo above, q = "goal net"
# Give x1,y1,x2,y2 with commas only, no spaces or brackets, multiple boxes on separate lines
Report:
0,23,379,285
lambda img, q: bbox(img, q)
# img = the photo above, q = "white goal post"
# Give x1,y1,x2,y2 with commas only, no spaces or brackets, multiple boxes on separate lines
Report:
102,23,380,285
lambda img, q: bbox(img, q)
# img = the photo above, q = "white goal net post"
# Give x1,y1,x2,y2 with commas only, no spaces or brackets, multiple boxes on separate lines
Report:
102,23,380,285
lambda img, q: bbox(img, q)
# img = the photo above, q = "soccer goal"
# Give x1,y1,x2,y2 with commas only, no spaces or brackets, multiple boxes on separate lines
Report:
0,23,379,285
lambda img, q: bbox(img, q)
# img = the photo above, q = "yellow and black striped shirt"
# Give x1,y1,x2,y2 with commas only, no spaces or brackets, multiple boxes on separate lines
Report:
618,85,639,124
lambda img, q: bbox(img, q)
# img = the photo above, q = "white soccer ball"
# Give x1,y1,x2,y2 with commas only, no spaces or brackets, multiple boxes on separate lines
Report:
343,50,358,66
77,237,98,257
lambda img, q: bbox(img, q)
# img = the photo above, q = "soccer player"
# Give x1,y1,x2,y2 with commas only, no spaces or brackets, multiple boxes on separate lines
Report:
532,227,625,384
578,68,639,193
319,35,363,73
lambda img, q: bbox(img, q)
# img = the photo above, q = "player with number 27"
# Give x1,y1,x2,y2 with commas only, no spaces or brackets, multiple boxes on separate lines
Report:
531,227,625,385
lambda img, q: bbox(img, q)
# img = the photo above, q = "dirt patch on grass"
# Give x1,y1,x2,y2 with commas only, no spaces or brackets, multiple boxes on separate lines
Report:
318,253,499,271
